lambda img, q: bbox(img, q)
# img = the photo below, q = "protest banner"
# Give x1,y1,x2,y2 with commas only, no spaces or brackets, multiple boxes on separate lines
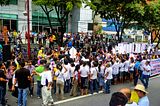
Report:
150,59,160,76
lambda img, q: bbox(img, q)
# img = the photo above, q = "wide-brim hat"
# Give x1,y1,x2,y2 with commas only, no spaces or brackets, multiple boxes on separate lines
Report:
134,84,148,94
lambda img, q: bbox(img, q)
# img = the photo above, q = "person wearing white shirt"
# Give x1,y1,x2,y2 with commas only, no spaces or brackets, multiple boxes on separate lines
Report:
35,64,54,106
63,60,71,93
141,60,151,89
55,63,67,100
124,59,130,81
98,62,105,90
79,62,90,95
70,65,79,97
89,62,98,94
112,60,119,84
139,57,147,81
129,58,135,82
104,63,113,94
119,59,125,83
134,84,149,106
70,63,75,82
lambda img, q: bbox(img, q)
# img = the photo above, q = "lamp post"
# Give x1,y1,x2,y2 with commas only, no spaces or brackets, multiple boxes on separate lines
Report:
27,0,30,59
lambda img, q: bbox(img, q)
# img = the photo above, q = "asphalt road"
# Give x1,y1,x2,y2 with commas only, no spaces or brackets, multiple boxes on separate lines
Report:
6,76,160,106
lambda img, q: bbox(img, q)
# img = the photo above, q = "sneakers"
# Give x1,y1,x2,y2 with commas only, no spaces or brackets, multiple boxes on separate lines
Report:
37,96,41,99
48,102,54,106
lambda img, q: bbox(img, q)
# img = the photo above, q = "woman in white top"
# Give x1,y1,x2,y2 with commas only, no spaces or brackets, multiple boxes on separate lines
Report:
112,59,119,84
129,57,135,82
55,63,67,100
119,59,125,83
70,64,79,97
79,62,90,95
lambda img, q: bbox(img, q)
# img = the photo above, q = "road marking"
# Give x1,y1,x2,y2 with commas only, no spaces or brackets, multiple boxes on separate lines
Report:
54,91,103,105
150,74,160,80
34,75,160,105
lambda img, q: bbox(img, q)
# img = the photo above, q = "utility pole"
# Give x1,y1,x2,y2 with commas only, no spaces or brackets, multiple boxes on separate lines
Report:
27,0,31,59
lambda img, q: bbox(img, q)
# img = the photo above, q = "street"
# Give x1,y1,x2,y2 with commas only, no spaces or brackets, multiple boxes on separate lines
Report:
6,76,160,106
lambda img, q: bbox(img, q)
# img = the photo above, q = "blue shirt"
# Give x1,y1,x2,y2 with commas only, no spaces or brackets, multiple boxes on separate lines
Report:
138,96,149,106
134,61,141,70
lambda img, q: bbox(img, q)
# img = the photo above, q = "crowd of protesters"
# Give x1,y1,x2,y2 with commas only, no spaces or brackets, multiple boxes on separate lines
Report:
0,32,159,106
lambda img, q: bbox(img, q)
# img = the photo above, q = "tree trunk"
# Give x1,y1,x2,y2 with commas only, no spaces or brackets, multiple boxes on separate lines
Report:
46,12,53,33
119,27,124,43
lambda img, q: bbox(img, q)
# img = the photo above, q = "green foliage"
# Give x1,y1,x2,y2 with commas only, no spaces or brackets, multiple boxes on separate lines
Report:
85,0,147,42
33,0,82,46
142,0,160,29
0,0,9,6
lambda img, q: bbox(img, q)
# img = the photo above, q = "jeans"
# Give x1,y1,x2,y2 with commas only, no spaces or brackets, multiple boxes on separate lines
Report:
90,79,98,94
64,79,70,93
104,79,111,94
133,71,139,86
141,74,150,88
18,88,28,106
0,86,6,106
53,80,56,94
37,81,41,97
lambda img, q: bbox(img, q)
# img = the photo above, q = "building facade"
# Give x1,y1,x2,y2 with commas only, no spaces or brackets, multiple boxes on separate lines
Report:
0,1,93,35
70,3,93,33
0,0,32,37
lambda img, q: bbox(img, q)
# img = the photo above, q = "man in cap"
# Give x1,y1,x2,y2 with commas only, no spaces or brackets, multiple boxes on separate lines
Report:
134,84,149,106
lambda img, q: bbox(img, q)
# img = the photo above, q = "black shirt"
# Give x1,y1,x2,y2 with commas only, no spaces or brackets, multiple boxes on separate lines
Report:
0,69,6,87
15,68,30,89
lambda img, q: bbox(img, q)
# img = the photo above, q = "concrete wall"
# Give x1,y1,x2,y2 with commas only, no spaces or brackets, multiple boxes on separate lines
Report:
71,3,93,33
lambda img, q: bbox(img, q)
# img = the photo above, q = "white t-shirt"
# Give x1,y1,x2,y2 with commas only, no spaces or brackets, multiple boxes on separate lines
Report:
74,71,78,80
70,66,75,78
79,65,89,77
40,71,52,86
112,62,119,75
142,64,151,75
90,67,98,80
119,62,125,72
105,67,113,80
55,70,65,83
100,65,105,75
63,64,71,80
124,60,130,72
129,62,135,72
125,102,138,106
140,60,146,71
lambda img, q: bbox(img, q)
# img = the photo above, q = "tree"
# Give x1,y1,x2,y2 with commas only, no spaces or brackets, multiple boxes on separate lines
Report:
33,0,82,46
85,0,147,43
140,0,160,47
0,0,9,6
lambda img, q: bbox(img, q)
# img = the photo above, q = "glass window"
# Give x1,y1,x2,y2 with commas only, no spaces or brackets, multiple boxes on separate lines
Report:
11,20,17,31
3,19,10,30
9,0,18,5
